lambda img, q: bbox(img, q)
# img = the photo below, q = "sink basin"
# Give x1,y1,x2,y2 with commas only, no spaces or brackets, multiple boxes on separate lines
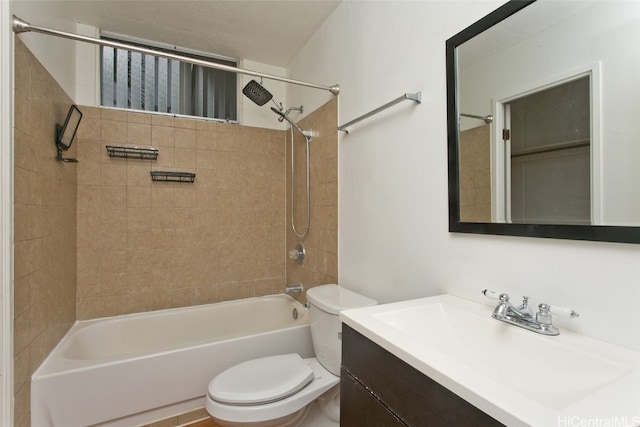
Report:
373,302,630,410
340,294,640,426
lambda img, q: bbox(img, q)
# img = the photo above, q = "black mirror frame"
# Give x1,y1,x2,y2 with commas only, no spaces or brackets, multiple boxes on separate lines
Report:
446,0,640,244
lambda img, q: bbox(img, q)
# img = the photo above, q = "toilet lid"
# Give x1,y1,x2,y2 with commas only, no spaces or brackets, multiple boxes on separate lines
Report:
208,353,314,405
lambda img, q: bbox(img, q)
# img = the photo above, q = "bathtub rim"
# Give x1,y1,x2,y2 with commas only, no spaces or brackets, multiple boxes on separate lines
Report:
33,293,309,378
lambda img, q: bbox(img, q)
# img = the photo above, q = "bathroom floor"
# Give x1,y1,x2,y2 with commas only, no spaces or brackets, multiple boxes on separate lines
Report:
187,419,218,427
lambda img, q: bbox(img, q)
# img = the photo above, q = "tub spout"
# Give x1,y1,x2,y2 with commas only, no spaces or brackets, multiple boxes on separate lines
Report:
285,283,304,295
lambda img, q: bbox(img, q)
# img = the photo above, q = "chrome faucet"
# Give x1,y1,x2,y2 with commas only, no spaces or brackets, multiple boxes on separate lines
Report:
483,290,579,336
285,283,304,295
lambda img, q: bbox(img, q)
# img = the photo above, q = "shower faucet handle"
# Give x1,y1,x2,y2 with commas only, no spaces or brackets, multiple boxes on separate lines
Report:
288,243,305,264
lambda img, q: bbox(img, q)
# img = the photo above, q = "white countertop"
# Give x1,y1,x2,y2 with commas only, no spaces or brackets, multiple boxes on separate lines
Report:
340,294,640,427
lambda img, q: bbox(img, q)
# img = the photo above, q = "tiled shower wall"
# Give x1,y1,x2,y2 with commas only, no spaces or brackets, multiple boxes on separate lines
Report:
13,38,78,427
13,36,338,425
75,109,287,319
286,98,338,289
458,124,491,222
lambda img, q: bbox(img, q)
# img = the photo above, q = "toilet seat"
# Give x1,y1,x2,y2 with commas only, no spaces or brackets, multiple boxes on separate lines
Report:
206,357,339,425
208,354,314,405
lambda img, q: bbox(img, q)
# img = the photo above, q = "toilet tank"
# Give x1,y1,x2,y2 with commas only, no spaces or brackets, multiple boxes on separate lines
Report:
306,284,377,376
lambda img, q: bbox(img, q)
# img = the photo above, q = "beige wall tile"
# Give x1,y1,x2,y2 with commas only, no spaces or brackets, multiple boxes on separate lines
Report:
76,116,101,141
175,127,197,149
71,83,336,326
174,148,196,168
101,185,127,208
286,98,338,294
127,164,152,187
101,119,128,143
77,138,101,163
152,126,175,147
100,163,127,186
127,186,152,208
128,122,152,145
77,161,101,186
127,111,152,124
151,114,175,127
13,39,77,427
174,117,198,130
102,108,127,122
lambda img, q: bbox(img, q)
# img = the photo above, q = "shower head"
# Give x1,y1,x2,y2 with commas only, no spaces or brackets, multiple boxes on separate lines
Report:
242,80,273,106
270,106,289,122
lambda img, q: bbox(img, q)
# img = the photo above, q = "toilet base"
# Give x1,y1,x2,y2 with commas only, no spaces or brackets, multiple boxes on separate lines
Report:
211,405,311,427
211,386,340,427
299,386,340,427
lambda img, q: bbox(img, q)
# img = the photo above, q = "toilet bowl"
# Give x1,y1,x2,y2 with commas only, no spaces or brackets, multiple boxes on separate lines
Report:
206,284,376,427
206,354,339,427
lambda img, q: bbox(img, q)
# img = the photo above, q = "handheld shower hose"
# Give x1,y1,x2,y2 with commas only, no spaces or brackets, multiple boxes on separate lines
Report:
243,79,311,238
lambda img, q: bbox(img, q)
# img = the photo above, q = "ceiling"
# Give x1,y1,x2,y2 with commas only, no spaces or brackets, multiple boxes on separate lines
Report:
44,0,342,67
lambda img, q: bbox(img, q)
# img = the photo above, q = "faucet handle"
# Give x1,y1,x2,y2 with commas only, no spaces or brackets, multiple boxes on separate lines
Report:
482,289,503,300
549,305,579,319
536,303,579,326
536,303,553,325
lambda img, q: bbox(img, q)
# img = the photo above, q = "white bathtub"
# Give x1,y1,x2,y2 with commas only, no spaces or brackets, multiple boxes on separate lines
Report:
32,294,313,427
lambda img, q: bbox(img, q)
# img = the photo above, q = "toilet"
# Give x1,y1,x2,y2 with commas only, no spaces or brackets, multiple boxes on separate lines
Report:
206,284,377,427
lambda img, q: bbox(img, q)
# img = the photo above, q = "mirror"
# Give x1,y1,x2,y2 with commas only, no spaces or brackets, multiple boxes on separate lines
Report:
447,0,640,244
55,104,82,163
56,104,83,150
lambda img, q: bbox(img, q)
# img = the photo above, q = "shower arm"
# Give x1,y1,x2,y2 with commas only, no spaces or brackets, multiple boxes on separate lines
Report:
12,15,340,96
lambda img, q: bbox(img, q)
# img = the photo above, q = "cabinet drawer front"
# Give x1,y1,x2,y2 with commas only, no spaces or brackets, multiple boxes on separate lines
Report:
341,324,503,426
341,368,407,427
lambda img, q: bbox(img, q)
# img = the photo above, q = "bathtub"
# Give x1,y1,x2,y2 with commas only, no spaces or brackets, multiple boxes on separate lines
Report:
32,294,313,427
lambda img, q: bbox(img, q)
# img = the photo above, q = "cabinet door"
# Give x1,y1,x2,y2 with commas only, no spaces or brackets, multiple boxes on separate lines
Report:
341,325,504,426
340,368,407,427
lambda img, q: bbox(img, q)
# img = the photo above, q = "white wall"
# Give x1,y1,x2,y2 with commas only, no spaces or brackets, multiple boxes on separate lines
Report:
12,0,77,99
288,0,640,351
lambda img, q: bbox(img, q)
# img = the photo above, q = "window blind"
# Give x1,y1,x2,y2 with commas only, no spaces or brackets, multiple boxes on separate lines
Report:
101,42,237,121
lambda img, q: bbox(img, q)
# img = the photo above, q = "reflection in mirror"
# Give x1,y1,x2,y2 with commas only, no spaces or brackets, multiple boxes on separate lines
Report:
447,0,640,243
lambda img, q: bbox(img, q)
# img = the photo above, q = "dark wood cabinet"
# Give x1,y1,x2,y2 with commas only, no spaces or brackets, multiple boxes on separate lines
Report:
340,324,504,427
341,368,406,426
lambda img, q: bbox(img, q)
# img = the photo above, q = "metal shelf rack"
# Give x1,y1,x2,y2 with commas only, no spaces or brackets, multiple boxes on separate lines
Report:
106,145,159,160
150,171,196,183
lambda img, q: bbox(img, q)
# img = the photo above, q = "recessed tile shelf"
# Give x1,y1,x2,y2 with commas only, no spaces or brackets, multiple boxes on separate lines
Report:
106,145,159,160
150,171,196,183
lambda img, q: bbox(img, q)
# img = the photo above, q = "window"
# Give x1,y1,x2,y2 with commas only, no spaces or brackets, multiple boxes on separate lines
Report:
100,36,237,121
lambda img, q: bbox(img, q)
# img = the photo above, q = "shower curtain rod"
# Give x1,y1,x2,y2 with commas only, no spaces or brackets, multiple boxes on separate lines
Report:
12,15,340,96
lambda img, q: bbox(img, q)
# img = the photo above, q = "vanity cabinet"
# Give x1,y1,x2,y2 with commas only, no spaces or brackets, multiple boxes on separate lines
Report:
340,324,504,426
